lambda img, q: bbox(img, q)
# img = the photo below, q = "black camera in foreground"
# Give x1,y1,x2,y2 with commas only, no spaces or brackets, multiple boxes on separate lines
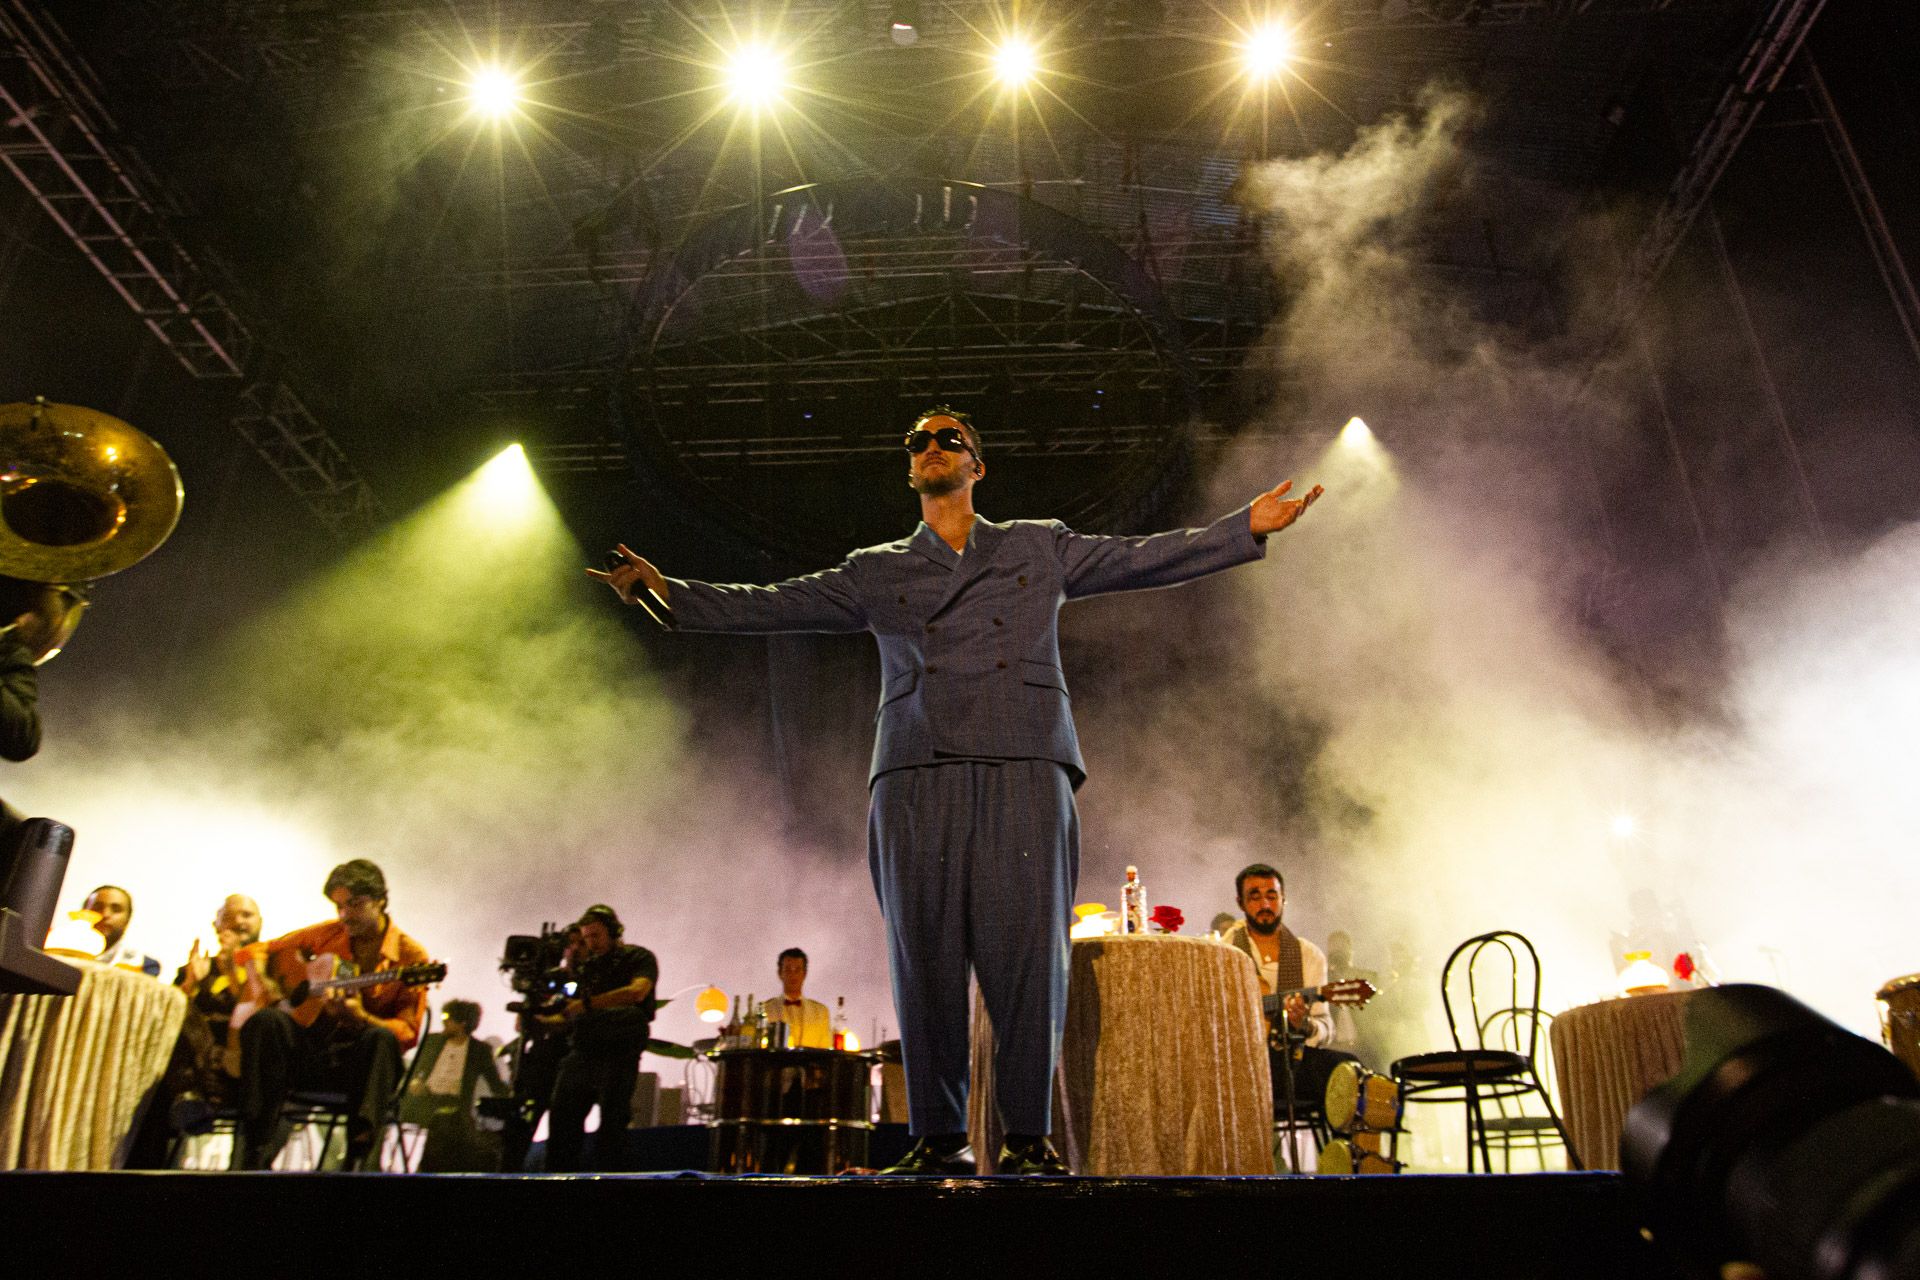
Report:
1625,984,1920,1280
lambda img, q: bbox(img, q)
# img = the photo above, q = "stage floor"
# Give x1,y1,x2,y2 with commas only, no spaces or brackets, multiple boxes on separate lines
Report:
22,1169,1681,1277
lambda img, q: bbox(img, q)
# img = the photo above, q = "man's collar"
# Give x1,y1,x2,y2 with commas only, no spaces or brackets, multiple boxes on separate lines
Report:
910,519,963,567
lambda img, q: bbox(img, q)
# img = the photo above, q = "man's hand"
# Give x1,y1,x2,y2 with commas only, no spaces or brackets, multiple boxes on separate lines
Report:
1283,992,1309,1030
1248,480,1324,537
182,938,211,991
329,990,368,1024
586,543,670,608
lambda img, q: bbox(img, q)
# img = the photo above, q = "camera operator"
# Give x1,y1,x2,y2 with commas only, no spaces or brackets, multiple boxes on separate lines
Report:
497,923,580,1173
541,904,657,1172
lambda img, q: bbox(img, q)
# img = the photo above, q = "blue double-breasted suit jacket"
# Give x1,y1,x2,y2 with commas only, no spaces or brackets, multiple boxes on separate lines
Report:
663,504,1267,786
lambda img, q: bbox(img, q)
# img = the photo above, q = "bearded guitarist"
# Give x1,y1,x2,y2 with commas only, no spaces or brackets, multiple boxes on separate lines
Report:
1219,863,1363,1133
231,859,431,1171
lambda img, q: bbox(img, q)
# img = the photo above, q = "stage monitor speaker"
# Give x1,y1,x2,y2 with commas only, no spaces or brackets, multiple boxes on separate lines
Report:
0,816,82,995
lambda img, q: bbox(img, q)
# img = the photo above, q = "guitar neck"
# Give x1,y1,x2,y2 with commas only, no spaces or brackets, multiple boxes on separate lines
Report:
311,969,405,995
1261,985,1324,1015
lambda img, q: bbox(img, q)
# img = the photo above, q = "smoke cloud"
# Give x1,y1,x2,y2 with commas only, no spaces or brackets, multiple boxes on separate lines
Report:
24,447,896,1076
1069,86,1919,1052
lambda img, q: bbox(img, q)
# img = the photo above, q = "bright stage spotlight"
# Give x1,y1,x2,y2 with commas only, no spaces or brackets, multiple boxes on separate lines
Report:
1241,22,1294,80
473,443,540,518
1338,416,1376,451
1610,813,1638,840
724,44,787,109
466,64,524,120
993,37,1039,87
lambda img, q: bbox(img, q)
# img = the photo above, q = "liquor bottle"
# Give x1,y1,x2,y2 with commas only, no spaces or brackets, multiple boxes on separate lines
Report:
832,996,849,1050
726,994,741,1042
1122,866,1146,935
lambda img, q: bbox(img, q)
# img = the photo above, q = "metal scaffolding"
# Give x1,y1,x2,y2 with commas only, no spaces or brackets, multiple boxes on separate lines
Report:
0,0,379,537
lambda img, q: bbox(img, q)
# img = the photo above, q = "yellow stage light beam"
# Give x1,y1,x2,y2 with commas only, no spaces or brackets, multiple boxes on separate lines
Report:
725,44,787,109
993,37,1039,87
466,64,525,120
1339,416,1377,451
1241,23,1294,81
468,442,544,524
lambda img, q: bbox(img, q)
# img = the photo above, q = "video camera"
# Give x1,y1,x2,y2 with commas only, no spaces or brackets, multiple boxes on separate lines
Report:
499,923,579,1023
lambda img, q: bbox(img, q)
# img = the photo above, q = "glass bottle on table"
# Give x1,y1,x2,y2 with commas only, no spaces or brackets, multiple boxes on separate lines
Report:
1122,866,1146,935
832,996,849,1050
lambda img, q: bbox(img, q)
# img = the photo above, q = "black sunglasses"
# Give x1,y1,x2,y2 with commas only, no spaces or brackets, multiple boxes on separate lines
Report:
904,426,975,456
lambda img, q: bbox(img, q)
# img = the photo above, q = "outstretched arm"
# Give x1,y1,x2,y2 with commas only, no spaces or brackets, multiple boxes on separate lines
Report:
587,544,867,635
1057,480,1324,600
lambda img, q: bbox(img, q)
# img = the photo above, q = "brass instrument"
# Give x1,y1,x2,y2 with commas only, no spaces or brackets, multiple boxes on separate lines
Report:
0,398,182,663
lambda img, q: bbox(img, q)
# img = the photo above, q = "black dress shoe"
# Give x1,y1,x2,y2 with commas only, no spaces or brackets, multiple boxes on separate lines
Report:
880,1136,976,1176
997,1136,1071,1176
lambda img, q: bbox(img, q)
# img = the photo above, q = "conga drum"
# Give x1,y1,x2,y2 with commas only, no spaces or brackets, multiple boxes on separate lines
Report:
1324,1060,1402,1134
1878,973,1920,1085
1317,1132,1396,1175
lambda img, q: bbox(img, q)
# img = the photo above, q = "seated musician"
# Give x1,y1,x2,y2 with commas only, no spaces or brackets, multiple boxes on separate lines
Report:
173,894,265,1107
179,895,264,1052
403,999,507,1172
1219,862,1361,1119
232,859,430,1171
542,904,656,1172
124,893,266,1166
760,947,831,1048
82,884,162,977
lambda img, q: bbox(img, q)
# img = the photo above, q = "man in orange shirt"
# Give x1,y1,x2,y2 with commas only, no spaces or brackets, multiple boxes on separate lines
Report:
231,859,430,1170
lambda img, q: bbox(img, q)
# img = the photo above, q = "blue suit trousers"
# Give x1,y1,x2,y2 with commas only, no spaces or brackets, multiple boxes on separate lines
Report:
867,758,1078,1137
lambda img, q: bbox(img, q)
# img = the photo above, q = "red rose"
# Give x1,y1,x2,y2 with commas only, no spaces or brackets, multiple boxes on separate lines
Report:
1149,905,1184,933
1673,952,1695,980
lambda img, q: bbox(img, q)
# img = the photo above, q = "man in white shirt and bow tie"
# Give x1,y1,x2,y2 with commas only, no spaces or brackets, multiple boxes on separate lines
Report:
762,947,831,1048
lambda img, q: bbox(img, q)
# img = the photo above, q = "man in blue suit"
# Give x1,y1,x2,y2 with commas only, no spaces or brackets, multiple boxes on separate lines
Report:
592,407,1322,1174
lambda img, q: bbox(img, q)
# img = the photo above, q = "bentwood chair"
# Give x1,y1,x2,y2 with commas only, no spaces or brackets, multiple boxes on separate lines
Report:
1475,1006,1570,1170
1388,931,1579,1173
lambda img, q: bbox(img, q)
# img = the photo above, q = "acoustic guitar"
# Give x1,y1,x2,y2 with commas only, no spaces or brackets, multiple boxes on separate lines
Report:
1261,978,1377,1052
223,948,446,1077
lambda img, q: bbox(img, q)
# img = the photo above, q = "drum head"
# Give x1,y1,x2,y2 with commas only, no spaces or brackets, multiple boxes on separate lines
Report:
1324,1060,1364,1132
1317,1138,1358,1175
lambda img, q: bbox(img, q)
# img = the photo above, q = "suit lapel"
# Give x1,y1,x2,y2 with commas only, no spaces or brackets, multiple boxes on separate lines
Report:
933,517,1006,616
908,522,957,571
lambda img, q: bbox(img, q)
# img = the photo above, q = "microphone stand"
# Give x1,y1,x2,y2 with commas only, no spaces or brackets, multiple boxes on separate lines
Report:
1278,1017,1305,1174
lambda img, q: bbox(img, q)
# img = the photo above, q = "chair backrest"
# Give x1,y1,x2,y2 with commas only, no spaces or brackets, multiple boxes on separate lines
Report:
1438,931,1546,1063
1479,1005,1558,1102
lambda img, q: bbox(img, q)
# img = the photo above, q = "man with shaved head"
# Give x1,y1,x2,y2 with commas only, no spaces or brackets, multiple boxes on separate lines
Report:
127,894,270,1165
179,894,264,1032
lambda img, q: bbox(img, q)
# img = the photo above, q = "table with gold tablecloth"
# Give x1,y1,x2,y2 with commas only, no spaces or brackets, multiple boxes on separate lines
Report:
0,958,186,1169
969,933,1273,1175
1549,988,1695,1172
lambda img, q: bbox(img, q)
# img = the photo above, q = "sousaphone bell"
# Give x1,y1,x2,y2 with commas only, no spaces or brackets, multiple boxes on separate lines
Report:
0,398,183,663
